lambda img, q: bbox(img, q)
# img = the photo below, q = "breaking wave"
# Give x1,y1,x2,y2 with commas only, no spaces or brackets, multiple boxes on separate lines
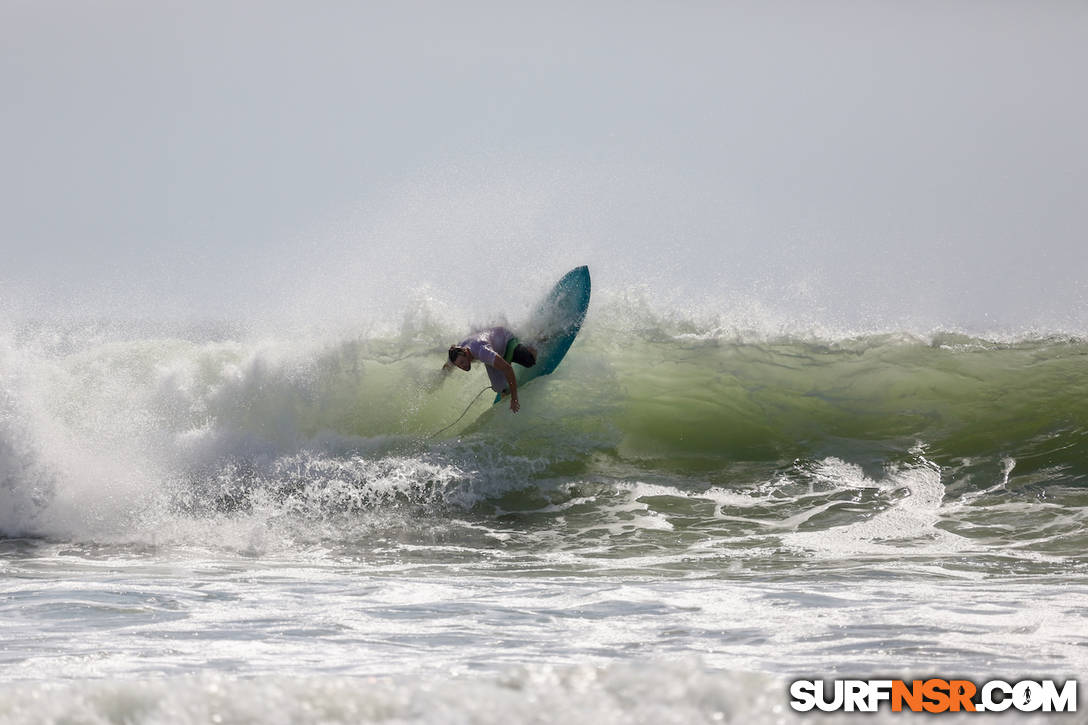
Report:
1,302,1086,560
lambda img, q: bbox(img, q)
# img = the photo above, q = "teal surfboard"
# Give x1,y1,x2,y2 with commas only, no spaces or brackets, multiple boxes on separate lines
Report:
494,266,591,404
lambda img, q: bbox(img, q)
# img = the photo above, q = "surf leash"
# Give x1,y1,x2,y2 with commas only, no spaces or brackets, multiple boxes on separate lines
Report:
427,385,492,440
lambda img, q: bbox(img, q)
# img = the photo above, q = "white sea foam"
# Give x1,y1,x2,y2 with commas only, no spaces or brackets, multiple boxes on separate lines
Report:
781,456,973,560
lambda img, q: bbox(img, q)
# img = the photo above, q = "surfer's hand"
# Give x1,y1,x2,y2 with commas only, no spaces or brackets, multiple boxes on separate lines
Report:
510,397,520,413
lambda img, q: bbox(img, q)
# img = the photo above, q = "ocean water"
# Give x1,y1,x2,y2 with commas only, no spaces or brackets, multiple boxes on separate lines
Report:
1,296,1086,724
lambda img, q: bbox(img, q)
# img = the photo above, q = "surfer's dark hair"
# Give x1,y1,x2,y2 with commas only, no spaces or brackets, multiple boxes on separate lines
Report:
448,346,464,364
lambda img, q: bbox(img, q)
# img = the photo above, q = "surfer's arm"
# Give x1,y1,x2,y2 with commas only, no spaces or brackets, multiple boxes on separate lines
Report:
492,357,520,413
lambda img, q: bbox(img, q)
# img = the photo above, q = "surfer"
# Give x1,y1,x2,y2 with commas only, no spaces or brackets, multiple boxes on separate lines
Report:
444,326,536,413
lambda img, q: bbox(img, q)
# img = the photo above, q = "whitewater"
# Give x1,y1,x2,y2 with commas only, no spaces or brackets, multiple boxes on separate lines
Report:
1,286,1085,724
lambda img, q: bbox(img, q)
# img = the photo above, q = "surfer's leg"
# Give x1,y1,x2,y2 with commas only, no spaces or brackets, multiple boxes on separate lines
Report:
511,344,536,368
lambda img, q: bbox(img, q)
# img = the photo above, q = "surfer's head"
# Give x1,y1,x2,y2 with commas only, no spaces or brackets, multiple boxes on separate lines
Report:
448,346,471,371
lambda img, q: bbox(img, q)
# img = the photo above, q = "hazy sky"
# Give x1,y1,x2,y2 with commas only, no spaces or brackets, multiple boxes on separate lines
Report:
3,1,1086,331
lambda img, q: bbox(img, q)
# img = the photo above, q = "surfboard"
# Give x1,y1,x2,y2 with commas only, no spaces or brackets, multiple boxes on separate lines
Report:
494,265,591,404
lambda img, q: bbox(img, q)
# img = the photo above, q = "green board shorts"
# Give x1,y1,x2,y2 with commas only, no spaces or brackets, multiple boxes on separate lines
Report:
503,337,519,363
503,337,536,368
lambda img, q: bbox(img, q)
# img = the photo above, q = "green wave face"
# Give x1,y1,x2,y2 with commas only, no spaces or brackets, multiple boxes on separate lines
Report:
596,334,1088,472
144,329,1087,480
17,323,1087,474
